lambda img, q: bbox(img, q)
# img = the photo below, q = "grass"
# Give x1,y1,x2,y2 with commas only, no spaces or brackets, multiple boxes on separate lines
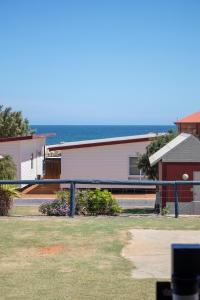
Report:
1,206,200,299
10,206,42,216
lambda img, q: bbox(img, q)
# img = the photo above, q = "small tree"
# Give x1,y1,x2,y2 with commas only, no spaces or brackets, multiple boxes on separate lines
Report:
0,185,20,216
0,155,19,216
138,131,177,179
0,105,33,137
0,155,16,180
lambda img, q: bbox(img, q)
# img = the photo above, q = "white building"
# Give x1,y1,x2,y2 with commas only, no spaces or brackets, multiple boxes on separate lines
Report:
49,133,163,188
0,135,47,181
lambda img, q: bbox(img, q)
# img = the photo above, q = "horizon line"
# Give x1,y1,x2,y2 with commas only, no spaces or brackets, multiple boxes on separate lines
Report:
30,124,175,127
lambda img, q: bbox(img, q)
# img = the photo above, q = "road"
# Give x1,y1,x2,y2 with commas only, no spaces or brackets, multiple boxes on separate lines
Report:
14,198,155,208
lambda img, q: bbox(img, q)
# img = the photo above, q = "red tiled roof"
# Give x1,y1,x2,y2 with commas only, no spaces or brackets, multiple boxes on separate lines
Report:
175,111,200,124
0,134,54,143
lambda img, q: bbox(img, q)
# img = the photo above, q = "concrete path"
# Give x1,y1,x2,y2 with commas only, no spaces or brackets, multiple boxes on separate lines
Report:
122,229,200,279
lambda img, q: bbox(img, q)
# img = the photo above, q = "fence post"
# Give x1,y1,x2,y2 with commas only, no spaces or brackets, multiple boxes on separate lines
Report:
173,182,179,218
69,182,76,217
155,185,160,214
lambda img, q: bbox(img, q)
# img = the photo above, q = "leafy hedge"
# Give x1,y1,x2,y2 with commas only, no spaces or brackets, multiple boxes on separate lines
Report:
76,189,121,215
39,189,121,216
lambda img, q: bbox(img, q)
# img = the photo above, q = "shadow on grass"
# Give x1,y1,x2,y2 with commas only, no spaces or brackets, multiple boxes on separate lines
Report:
122,208,155,215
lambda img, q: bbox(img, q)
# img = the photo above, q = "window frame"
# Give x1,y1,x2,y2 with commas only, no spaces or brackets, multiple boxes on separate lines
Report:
129,156,141,176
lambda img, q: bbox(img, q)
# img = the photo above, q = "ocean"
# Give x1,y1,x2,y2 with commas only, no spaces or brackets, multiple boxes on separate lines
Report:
31,125,175,145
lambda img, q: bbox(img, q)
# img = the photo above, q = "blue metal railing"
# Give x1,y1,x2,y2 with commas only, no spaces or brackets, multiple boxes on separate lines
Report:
1,179,200,185
1,178,200,218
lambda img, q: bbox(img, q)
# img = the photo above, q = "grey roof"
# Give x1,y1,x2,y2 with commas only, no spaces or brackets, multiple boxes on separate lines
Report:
48,132,166,151
149,133,197,166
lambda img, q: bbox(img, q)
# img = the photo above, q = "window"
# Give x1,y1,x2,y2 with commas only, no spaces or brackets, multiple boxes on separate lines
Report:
37,150,42,157
31,153,34,169
129,157,140,175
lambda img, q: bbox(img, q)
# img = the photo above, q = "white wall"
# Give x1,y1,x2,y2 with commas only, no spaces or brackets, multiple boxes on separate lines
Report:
20,138,45,180
0,138,45,181
35,139,45,176
60,141,150,187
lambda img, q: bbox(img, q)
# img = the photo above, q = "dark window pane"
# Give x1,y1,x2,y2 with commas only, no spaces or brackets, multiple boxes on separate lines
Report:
129,157,140,175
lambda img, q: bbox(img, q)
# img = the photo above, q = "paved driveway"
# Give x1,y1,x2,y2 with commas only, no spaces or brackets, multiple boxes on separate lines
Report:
122,229,200,279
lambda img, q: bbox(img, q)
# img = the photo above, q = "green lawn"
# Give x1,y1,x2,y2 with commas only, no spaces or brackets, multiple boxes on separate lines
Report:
10,205,42,216
1,207,200,299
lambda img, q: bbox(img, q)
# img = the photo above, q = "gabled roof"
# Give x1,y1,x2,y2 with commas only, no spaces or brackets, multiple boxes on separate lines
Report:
48,133,165,151
175,111,200,124
149,133,194,166
0,134,53,143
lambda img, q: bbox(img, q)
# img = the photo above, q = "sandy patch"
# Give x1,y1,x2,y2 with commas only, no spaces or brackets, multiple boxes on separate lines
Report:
122,229,200,279
39,244,65,254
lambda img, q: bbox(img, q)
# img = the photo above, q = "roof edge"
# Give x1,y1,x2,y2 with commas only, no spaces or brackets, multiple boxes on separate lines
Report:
149,133,197,166
0,133,54,143
175,111,200,124
49,136,160,151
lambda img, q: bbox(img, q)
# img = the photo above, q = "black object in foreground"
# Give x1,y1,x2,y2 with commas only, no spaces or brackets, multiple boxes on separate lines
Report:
156,244,200,300
156,282,172,299
172,244,200,299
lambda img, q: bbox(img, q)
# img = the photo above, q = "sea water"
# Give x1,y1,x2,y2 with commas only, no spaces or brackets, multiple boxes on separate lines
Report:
31,125,175,145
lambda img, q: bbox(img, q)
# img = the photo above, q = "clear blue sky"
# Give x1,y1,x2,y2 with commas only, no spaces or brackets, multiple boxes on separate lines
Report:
0,0,200,125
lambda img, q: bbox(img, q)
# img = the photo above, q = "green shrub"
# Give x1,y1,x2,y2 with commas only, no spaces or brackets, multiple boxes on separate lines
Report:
0,156,18,216
55,190,70,203
160,206,169,216
0,185,20,216
0,155,16,180
39,189,121,216
76,189,121,216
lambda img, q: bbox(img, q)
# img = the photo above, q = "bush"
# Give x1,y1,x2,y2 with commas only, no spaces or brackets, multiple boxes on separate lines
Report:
39,189,121,216
76,189,121,216
160,206,169,216
0,185,20,216
39,190,70,216
0,155,18,216
0,155,16,180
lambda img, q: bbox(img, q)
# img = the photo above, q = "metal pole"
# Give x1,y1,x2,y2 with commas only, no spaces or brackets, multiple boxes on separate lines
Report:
69,182,76,217
174,183,179,218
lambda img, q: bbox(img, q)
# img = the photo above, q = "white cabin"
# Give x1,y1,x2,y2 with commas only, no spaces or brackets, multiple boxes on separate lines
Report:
0,135,46,181
49,133,163,188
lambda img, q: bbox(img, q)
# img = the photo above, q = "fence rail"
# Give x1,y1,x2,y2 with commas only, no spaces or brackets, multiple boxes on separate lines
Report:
2,179,200,218
1,179,200,185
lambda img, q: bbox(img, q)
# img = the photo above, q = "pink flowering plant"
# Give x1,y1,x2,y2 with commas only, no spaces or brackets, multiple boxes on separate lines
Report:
39,190,70,216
